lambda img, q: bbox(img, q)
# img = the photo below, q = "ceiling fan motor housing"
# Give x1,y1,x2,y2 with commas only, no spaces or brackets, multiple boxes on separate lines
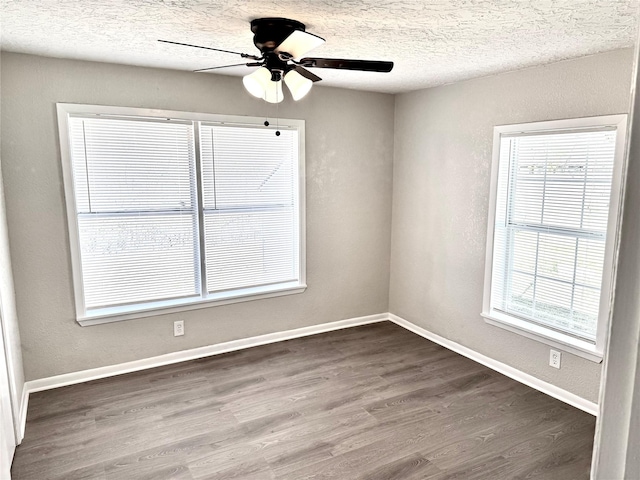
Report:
250,18,306,53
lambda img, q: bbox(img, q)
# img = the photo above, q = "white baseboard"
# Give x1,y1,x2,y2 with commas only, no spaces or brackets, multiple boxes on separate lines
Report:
19,311,598,442
17,387,28,443
23,313,387,396
388,313,599,416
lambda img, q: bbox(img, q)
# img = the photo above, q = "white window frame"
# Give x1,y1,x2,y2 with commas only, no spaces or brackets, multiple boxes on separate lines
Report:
57,103,306,326
482,115,628,362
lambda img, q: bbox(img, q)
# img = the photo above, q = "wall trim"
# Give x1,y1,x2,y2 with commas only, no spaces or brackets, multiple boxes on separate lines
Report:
388,313,599,416
17,387,28,443
19,311,598,442
23,313,387,395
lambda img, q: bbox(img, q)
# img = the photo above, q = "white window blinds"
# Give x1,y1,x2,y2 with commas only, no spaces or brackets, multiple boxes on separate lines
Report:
62,107,304,322
490,128,617,343
199,125,300,293
69,116,199,310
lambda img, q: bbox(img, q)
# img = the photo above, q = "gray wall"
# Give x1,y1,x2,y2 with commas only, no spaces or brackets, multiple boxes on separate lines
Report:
1,48,635,405
0,52,394,381
390,48,635,403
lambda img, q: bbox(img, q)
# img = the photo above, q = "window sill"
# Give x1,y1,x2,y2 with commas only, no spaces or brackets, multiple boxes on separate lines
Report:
78,282,307,326
481,311,603,363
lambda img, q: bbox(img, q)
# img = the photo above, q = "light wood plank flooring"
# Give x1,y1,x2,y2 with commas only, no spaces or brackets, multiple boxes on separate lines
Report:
11,322,595,479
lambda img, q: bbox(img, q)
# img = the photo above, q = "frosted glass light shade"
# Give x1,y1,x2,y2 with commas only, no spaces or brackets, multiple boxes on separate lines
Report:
243,67,284,103
243,67,271,98
284,70,313,101
263,78,284,104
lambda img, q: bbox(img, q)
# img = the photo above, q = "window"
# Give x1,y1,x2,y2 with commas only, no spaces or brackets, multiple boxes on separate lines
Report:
57,104,305,325
482,115,627,361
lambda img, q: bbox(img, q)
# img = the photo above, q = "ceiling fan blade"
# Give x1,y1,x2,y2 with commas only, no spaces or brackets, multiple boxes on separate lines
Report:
294,66,322,82
300,57,394,72
158,40,260,60
193,63,256,73
275,30,325,59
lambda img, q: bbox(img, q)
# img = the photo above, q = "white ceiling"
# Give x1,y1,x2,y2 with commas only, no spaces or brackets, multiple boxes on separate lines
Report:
1,0,638,94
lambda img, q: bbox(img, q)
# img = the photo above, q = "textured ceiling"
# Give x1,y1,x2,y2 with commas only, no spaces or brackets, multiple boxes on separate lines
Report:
1,0,638,93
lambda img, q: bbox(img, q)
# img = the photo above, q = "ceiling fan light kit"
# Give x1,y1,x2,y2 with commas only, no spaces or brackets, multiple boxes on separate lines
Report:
159,17,393,104
243,65,312,103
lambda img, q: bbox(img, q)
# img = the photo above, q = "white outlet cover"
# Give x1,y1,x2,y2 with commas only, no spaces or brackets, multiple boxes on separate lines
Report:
549,349,561,369
174,320,184,336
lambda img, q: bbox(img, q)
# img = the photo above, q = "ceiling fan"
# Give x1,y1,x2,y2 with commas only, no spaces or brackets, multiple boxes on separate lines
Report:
159,18,394,103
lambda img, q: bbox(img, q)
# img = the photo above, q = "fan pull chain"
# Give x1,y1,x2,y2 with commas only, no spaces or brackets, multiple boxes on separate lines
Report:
275,94,281,136
263,90,271,129
260,84,281,137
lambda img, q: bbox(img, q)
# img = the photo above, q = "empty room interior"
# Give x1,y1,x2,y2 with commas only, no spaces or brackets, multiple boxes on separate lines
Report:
1,1,640,479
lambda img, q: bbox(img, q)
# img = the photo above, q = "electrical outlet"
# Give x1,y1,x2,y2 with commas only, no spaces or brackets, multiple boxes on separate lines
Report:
174,320,184,337
549,349,561,369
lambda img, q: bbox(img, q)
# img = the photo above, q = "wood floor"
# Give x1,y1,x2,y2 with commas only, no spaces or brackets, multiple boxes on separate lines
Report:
11,322,595,480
